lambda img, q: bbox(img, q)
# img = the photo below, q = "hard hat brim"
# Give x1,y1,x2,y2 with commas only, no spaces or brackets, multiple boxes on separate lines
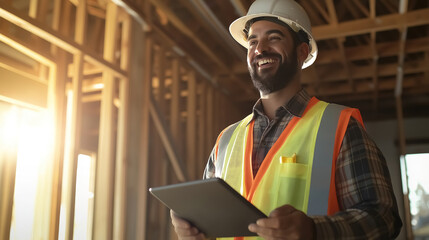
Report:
229,13,318,69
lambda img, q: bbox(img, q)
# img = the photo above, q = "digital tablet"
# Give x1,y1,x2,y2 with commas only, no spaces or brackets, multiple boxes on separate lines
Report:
149,178,267,238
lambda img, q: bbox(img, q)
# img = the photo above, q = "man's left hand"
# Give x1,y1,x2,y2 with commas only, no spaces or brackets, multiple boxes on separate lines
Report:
248,205,315,240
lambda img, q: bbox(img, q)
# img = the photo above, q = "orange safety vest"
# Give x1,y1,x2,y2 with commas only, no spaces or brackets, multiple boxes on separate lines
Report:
213,98,363,240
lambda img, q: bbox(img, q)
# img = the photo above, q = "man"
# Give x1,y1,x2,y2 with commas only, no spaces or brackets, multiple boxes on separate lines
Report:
171,0,402,239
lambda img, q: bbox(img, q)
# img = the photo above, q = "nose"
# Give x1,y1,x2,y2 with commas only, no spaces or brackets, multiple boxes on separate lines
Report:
255,39,269,55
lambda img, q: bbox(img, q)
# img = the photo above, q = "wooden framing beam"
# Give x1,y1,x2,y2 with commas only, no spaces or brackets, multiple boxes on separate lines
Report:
61,53,84,240
316,83,429,104
113,7,131,240
300,1,324,26
48,1,67,239
368,0,379,111
302,58,429,84
197,82,207,174
313,8,429,40
149,99,187,182
343,0,362,19
0,3,127,79
337,37,355,91
186,70,197,179
93,2,118,240
311,0,330,24
154,46,167,106
136,31,152,240
0,104,18,240
322,0,350,92
314,36,429,65
396,0,414,238
380,0,397,14
149,44,169,240
58,1,88,238
205,86,214,153
149,0,228,72
170,58,181,147
352,0,370,17
0,56,43,84
230,0,246,16
0,33,54,68
182,0,246,61
309,75,427,98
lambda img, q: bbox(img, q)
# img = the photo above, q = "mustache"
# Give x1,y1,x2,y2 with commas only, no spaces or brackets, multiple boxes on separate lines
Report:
252,53,282,65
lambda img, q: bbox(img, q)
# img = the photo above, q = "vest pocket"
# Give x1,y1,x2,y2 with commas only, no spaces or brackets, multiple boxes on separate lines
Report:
276,163,308,211
279,162,308,178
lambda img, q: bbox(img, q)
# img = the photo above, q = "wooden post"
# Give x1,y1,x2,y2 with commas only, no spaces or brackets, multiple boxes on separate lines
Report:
136,33,152,240
121,19,145,240
49,49,67,240
48,1,67,239
59,0,87,235
60,1,86,239
0,104,18,240
197,82,207,175
113,8,131,240
171,58,181,149
152,44,168,240
206,86,214,154
61,52,84,240
139,0,152,236
186,71,197,179
396,0,413,233
93,2,117,240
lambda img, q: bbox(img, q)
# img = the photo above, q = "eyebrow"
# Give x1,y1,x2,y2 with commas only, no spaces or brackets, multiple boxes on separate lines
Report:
247,29,285,41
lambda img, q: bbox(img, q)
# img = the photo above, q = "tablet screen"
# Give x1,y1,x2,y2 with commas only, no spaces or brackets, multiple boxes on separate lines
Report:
149,178,267,238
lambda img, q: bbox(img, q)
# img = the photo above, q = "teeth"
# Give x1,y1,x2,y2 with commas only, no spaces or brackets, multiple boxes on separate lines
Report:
258,58,275,66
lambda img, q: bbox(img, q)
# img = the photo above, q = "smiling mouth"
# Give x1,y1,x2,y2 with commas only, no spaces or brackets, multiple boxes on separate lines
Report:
257,58,277,68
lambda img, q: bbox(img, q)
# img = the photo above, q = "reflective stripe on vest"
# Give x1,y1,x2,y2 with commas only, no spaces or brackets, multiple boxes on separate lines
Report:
215,121,240,178
307,103,346,215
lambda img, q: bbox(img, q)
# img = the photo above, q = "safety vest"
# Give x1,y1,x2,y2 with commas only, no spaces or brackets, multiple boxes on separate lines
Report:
213,98,363,240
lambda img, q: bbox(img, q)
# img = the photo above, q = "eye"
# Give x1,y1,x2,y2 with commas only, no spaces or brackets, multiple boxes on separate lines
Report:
248,39,257,47
269,35,282,41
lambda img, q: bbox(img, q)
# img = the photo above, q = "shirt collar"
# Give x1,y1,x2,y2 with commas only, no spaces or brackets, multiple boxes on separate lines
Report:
249,89,312,123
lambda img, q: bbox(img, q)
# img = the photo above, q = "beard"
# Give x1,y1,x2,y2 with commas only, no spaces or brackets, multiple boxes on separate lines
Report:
248,48,298,95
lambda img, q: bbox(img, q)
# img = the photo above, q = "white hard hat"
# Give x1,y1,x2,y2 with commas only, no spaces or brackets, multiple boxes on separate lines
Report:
229,0,318,69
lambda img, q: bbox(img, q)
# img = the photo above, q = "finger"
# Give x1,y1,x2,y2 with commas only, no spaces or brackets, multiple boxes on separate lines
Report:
248,223,257,233
249,223,281,239
170,210,207,239
258,209,306,229
174,226,201,236
170,210,191,228
256,217,281,229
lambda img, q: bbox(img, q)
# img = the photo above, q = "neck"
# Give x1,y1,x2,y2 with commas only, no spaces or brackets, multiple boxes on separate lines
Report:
260,79,301,119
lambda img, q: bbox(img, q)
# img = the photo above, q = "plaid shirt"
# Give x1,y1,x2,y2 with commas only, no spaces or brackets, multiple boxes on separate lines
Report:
204,89,402,239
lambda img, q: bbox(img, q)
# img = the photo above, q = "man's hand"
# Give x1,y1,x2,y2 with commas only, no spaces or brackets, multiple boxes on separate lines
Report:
248,205,315,240
170,210,206,240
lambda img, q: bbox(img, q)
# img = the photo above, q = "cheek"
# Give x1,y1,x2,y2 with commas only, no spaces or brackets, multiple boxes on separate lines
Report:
275,43,292,62
279,48,291,64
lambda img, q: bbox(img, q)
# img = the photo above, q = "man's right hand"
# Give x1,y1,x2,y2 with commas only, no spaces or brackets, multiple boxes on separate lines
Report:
170,210,206,240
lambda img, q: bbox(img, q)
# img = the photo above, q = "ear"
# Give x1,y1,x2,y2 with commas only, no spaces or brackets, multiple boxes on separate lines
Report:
297,43,310,67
